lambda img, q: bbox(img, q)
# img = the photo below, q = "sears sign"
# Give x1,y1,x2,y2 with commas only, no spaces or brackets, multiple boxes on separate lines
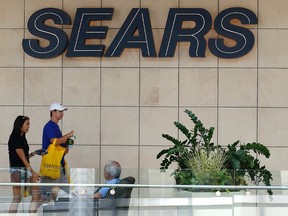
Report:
22,7,257,59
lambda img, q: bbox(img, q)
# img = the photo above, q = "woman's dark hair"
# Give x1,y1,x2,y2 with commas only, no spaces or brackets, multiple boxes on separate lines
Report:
10,115,29,137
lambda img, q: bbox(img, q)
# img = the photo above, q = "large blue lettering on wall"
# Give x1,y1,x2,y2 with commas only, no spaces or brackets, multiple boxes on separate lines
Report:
22,8,71,58
208,7,258,58
105,8,156,57
66,8,113,57
22,7,258,59
159,8,212,57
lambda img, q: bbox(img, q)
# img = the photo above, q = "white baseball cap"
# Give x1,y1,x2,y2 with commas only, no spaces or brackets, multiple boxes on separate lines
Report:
49,103,68,111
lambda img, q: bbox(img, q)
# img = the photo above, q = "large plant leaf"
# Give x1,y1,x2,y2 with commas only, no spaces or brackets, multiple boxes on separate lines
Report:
244,142,271,158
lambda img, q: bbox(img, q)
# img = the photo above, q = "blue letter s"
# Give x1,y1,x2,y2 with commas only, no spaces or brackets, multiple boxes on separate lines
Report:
22,8,71,59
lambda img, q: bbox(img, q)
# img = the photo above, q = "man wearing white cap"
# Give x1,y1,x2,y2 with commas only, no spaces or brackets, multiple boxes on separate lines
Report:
41,102,74,201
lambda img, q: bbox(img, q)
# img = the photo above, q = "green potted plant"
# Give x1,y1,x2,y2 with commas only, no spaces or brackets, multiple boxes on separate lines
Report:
156,109,273,195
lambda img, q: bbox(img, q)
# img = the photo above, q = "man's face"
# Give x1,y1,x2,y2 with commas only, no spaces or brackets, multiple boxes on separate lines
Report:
53,110,64,120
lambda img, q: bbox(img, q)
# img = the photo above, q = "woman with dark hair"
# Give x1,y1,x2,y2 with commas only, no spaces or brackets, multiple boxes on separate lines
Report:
8,115,44,213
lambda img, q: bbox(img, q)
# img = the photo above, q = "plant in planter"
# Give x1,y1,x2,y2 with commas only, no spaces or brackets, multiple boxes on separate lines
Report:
156,109,273,195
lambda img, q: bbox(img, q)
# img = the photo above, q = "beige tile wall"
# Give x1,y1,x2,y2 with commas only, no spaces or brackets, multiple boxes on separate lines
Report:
0,0,288,185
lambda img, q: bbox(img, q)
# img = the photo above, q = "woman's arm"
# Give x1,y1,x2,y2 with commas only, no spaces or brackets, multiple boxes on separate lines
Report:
15,149,40,182
28,151,36,159
28,149,48,158
16,148,32,170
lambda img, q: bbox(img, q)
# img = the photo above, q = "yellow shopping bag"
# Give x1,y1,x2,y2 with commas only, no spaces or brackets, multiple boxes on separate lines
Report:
39,139,66,179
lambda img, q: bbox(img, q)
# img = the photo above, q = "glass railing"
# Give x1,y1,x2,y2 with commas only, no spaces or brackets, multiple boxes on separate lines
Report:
0,168,287,215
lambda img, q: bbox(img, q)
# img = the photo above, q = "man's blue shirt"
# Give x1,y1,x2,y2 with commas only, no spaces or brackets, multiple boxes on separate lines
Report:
42,120,63,149
42,120,66,165
98,178,121,197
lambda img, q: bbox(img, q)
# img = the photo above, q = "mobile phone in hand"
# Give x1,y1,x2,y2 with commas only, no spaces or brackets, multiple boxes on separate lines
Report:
35,149,48,155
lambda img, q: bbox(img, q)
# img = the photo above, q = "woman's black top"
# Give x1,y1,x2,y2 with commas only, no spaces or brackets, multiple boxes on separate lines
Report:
8,135,29,168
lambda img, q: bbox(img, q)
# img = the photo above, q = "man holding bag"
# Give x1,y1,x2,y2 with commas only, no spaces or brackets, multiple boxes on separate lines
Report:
40,102,74,201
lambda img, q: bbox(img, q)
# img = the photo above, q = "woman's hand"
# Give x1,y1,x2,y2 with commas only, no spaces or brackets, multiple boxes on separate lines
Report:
35,149,48,156
29,149,48,158
31,170,41,183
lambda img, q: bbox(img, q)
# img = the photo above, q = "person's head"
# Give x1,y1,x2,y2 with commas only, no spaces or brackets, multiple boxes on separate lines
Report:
10,115,30,137
49,102,68,120
104,160,121,180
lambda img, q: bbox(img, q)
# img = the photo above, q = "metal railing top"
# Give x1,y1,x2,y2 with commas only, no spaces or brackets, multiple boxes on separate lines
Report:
0,182,287,191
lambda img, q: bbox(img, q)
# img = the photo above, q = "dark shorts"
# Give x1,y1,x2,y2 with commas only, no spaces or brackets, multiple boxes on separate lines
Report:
40,166,70,200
